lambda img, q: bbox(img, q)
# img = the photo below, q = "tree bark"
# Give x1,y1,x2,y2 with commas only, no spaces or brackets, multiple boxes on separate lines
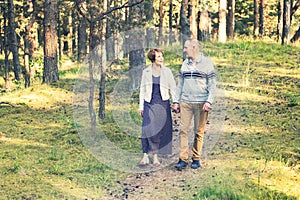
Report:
227,0,235,40
129,0,145,90
158,0,164,46
259,0,264,37
169,0,173,45
77,1,88,62
180,1,191,44
219,0,227,43
99,0,108,120
282,0,291,45
24,0,38,88
253,0,259,38
145,0,155,48
7,0,21,81
189,0,197,39
277,0,283,42
43,0,59,83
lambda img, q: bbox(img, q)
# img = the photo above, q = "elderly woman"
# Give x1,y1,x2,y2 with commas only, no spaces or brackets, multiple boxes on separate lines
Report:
139,48,178,166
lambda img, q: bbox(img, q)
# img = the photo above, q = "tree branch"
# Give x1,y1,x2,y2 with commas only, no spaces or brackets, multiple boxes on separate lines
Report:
291,0,300,17
93,0,144,22
74,0,144,23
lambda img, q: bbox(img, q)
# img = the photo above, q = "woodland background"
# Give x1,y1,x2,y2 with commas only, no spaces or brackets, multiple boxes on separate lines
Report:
0,0,299,199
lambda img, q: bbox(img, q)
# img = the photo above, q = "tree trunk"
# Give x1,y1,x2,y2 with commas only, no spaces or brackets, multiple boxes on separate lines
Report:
169,0,174,45
277,0,283,42
219,0,227,43
99,0,108,120
145,0,155,48
7,0,21,81
227,0,235,40
259,0,264,37
63,11,73,56
57,1,62,63
158,0,164,46
24,0,38,88
88,0,97,136
43,0,59,83
129,0,145,90
4,15,11,90
253,0,259,38
282,0,291,45
290,26,300,43
77,1,87,62
198,10,210,42
180,1,191,44
189,0,197,39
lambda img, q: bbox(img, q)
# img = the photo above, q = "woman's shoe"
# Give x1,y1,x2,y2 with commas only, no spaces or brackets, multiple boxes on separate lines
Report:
139,154,149,166
153,154,160,167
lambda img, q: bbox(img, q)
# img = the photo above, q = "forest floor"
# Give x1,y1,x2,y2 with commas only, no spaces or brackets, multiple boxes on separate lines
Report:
0,41,299,199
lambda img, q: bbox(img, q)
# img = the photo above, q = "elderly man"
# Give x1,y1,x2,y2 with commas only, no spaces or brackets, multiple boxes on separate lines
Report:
173,38,216,170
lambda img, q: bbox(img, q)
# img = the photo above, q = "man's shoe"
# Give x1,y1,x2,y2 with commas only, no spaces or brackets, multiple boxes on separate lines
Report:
191,160,201,169
175,160,188,170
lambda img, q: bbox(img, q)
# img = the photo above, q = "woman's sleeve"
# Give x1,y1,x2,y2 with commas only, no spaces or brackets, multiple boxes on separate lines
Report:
169,70,179,103
139,70,145,111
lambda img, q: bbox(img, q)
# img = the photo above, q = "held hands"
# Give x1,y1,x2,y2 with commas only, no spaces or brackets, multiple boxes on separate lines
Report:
203,102,212,112
172,103,180,113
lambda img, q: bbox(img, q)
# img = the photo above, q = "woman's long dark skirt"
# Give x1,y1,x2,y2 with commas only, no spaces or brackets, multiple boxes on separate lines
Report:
141,77,172,155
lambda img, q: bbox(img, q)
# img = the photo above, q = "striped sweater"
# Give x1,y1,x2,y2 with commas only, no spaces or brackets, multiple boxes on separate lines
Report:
177,53,216,104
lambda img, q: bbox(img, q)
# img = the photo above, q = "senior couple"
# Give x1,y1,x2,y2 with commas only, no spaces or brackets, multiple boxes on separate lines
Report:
138,38,216,170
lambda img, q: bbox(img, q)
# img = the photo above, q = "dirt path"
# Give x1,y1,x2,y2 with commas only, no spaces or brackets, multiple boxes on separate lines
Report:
102,113,220,200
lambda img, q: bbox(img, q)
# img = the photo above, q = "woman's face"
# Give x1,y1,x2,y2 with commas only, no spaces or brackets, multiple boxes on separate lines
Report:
154,51,164,66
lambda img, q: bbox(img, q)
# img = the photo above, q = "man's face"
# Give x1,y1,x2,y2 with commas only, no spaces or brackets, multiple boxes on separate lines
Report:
183,41,194,58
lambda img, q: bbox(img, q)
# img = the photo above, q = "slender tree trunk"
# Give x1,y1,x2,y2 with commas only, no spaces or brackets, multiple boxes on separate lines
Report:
72,9,77,56
7,0,21,80
169,0,173,45
145,0,155,48
158,0,164,46
88,1,97,136
180,1,191,44
43,0,59,83
99,0,108,120
57,1,62,63
277,0,283,42
77,1,87,62
189,0,197,39
253,0,259,38
259,0,264,37
282,0,291,45
24,0,38,88
227,0,235,40
4,15,11,89
129,0,145,90
198,10,210,42
4,50,10,90
219,0,227,43
106,0,114,62
62,6,72,56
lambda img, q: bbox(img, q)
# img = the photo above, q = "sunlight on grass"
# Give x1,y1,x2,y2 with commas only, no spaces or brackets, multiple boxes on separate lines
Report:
226,90,279,103
201,155,300,200
43,176,103,199
0,84,72,110
256,161,300,199
0,135,48,147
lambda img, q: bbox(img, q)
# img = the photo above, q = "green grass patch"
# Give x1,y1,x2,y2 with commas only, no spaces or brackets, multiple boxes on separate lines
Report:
0,40,299,199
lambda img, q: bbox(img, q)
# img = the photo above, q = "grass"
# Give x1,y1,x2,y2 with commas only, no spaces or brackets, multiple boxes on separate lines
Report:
0,39,299,199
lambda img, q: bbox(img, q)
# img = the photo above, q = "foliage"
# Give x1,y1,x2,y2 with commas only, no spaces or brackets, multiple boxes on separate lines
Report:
0,40,299,199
